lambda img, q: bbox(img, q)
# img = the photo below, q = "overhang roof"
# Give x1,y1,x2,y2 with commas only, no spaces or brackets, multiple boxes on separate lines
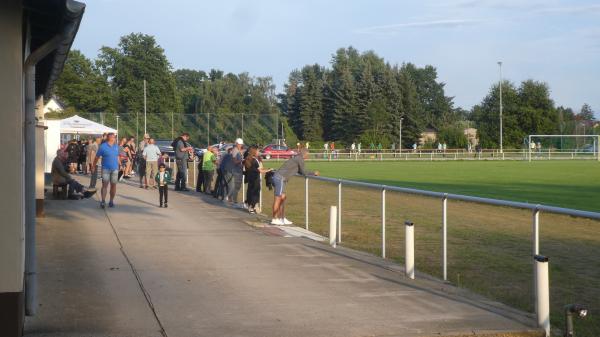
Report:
24,0,85,99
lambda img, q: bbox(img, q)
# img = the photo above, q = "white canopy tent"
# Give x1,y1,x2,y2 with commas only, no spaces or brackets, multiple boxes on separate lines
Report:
44,115,117,173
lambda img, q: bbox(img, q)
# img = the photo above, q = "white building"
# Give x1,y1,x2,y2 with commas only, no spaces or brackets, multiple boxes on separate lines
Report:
0,1,85,336
43,97,64,114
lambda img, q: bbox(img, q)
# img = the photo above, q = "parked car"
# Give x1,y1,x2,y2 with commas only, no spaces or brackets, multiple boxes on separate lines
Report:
154,140,175,159
154,140,196,161
261,144,296,160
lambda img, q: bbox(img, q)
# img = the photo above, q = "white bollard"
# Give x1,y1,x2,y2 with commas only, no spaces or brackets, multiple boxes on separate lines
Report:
405,221,415,279
535,255,550,337
193,158,197,188
242,174,245,203
329,206,337,248
337,180,342,243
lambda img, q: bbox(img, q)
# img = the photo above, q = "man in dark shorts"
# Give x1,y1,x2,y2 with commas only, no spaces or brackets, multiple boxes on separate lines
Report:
93,133,120,208
271,148,319,225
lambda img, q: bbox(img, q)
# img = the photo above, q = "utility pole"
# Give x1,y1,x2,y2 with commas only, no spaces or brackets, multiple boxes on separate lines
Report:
116,115,120,139
498,61,503,153
241,113,244,140
143,79,147,135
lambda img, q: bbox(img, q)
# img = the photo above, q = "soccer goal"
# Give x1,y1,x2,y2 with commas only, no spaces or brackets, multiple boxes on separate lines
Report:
527,134,600,161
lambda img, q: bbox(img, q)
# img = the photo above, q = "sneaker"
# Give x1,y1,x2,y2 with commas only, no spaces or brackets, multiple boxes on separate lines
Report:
159,203,163,208
270,218,284,225
164,203,168,208
282,218,293,225
248,208,256,214
108,201,115,208
82,190,97,199
100,201,106,209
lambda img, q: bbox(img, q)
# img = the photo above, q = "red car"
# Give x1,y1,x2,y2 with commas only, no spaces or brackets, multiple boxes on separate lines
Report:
261,144,297,160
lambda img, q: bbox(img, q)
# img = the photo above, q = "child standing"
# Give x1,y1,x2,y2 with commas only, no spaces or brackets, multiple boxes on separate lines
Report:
155,163,171,208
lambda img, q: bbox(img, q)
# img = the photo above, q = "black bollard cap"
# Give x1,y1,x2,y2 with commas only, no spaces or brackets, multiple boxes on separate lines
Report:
534,255,548,262
404,221,414,227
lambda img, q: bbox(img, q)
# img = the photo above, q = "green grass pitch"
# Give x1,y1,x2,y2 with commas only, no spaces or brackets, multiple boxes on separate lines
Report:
294,160,600,212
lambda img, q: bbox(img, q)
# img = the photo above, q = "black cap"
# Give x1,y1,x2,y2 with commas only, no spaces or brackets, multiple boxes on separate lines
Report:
534,255,548,262
404,221,414,227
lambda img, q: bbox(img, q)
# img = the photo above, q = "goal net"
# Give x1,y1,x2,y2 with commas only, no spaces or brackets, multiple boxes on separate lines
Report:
527,134,599,159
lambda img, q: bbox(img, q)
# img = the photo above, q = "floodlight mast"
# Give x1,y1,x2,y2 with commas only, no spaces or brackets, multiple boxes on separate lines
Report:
498,61,503,154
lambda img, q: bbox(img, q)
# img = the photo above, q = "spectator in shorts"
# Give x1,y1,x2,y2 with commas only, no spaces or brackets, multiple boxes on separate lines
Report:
94,133,121,208
66,139,79,173
155,163,171,208
143,138,161,189
271,148,319,225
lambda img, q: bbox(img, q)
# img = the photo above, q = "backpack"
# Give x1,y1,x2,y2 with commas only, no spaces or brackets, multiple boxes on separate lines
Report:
171,137,181,150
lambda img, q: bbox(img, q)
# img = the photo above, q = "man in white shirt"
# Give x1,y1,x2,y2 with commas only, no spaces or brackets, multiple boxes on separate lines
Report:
143,138,162,188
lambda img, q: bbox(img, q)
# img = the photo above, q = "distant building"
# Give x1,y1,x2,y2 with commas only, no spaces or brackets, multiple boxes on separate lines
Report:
418,127,479,147
464,127,479,146
43,97,64,114
418,128,437,146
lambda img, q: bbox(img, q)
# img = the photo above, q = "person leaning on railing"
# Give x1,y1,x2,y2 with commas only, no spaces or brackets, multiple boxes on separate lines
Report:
270,148,319,226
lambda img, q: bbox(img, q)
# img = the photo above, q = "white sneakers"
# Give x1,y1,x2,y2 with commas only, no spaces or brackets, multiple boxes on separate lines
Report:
270,218,293,226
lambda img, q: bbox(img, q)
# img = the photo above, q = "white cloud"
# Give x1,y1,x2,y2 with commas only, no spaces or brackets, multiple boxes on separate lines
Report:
537,4,600,14
355,19,480,35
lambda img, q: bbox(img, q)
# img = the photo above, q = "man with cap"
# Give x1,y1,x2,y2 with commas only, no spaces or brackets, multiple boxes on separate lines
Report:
226,138,245,208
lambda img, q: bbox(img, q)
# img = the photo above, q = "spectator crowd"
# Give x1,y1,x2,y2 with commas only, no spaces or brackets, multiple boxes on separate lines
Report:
51,131,319,225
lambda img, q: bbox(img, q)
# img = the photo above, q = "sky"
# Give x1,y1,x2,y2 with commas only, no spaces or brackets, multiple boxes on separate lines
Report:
74,0,600,115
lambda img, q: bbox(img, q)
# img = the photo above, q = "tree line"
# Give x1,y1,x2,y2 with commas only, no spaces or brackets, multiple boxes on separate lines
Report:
52,33,596,149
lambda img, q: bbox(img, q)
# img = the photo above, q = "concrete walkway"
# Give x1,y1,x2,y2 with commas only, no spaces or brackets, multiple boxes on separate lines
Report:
25,177,542,337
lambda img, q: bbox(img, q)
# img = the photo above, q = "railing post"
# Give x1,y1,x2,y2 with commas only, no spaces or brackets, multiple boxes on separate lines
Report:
535,255,550,337
405,221,415,279
381,187,386,258
532,207,540,315
337,180,342,243
329,205,337,248
442,195,448,281
533,208,540,256
305,176,309,230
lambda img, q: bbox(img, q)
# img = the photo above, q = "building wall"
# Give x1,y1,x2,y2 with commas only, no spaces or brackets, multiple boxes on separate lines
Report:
0,0,26,293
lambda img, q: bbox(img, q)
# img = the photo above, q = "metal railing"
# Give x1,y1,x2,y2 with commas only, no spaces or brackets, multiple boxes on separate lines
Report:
300,174,600,337
298,149,600,161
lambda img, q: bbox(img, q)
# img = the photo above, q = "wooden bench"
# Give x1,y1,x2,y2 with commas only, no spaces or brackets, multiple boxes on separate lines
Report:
52,183,68,199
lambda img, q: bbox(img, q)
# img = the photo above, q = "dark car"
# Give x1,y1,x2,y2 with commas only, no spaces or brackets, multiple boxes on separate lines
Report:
261,144,296,160
154,140,175,159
